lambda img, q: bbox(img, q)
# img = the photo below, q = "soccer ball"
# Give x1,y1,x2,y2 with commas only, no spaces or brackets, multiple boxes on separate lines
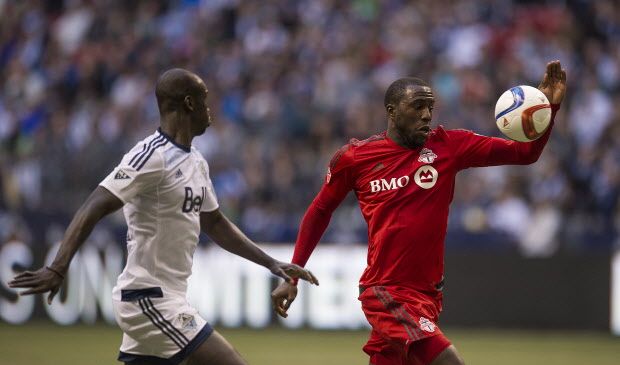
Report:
494,85,551,142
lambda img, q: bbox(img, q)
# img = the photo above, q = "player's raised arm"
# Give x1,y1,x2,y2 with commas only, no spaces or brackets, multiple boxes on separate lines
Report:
199,209,319,285
7,186,123,304
452,60,567,170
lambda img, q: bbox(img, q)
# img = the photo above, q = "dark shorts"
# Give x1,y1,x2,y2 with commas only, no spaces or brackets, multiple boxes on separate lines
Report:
359,286,450,365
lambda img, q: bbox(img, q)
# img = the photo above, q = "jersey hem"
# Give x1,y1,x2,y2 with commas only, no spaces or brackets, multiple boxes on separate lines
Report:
117,322,213,365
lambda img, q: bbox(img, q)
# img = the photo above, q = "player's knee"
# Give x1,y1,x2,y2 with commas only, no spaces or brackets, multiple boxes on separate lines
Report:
429,345,464,365
186,330,248,365
408,336,463,365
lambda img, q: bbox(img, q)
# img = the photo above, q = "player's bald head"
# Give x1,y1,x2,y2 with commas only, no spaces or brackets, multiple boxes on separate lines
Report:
384,77,431,108
155,68,206,114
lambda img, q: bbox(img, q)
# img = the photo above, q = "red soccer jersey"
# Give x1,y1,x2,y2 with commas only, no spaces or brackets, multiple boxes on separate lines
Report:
292,106,559,294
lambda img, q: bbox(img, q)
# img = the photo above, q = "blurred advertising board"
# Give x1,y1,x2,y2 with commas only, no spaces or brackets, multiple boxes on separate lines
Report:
0,240,613,332
612,251,620,335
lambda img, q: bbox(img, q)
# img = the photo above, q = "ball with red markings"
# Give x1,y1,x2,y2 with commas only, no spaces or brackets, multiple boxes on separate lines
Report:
494,85,551,142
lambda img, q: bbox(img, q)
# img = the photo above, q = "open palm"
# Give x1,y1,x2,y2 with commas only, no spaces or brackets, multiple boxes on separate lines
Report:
538,60,567,105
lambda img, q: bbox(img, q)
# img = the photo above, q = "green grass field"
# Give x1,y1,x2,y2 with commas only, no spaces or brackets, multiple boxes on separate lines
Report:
0,323,618,365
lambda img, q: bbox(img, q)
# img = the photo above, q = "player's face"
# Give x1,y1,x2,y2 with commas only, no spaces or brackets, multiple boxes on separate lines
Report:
391,86,434,148
192,85,212,136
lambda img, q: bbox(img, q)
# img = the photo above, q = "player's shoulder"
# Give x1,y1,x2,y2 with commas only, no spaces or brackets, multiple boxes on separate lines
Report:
121,130,168,172
188,146,211,170
434,125,479,141
348,133,387,149
443,127,471,136
345,133,388,157
330,133,387,170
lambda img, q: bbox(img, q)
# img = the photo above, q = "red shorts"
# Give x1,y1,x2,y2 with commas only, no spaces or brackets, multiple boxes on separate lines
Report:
359,286,451,365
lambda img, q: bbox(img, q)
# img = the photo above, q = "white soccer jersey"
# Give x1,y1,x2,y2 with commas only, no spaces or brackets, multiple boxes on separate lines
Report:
100,128,218,300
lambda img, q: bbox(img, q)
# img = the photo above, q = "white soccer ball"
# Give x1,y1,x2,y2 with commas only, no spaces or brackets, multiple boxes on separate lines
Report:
494,85,551,142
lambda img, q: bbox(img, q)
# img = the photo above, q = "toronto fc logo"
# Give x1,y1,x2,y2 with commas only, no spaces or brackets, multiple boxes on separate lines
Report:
418,148,437,163
419,317,436,333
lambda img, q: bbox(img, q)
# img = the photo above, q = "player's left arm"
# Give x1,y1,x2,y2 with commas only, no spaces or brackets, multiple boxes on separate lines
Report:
200,209,319,285
454,61,567,169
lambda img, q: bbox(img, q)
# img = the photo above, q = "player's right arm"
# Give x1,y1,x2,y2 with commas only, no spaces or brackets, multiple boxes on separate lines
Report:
272,145,355,318
7,187,123,304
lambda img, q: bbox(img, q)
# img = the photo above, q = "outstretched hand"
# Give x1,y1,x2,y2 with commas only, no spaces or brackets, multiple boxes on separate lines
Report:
268,261,319,286
8,266,64,304
538,60,567,105
271,281,298,318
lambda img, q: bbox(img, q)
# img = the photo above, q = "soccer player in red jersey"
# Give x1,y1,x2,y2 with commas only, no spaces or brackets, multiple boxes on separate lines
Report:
272,61,567,365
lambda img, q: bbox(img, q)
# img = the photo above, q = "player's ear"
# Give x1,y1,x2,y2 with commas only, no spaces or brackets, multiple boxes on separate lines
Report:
386,104,395,119
184,95,194,111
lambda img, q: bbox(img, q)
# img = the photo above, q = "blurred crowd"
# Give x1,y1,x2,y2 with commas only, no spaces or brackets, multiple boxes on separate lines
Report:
0,0,619,256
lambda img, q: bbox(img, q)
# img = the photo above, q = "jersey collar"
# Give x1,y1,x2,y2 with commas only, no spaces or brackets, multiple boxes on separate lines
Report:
157,128,191,153
383,131,425,152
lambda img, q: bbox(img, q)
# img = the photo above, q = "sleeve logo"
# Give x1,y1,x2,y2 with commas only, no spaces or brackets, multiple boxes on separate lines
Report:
114,170,131,180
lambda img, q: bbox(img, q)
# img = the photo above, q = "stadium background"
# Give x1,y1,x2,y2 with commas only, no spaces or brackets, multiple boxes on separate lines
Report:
0,0,619,364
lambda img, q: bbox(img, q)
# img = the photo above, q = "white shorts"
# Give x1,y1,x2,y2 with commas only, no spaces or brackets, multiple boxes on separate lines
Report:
113,287,213,364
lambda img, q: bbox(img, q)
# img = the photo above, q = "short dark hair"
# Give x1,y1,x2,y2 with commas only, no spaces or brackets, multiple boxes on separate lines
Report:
384,77,430,108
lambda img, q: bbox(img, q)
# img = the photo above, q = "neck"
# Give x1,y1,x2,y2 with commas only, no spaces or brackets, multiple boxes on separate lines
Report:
160,113,192,149
386,126,420,149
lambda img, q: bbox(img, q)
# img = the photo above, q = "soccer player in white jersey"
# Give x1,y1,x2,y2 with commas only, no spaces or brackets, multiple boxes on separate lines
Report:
8,68,319,365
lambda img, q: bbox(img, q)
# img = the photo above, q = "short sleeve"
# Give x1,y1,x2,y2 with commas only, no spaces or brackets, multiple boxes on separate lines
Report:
317,144,355,209
326,144,354,184
99,147,165,203
199,157,219,212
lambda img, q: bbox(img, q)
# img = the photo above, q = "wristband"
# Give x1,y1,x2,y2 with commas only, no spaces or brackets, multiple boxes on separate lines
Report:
46,266,65,279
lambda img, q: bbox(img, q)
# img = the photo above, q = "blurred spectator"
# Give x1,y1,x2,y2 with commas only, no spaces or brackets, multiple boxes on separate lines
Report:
0,0,618,255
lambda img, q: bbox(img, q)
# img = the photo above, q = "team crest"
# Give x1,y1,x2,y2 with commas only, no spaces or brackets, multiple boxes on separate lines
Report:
178,313,197,330
419,317,436,333
199,163,208,179
326,167,332,184
418,148,437,163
